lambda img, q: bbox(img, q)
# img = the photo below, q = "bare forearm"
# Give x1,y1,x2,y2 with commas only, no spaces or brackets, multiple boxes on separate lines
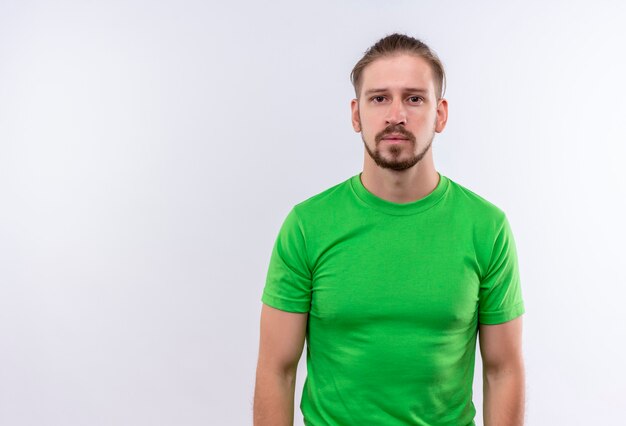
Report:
483,366,525,426
253,369,296,426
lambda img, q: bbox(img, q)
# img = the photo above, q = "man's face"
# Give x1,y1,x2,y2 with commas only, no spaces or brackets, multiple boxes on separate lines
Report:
350,53,448,171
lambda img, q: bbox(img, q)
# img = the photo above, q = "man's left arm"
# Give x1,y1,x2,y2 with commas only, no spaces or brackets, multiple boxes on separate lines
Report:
479,315,525,426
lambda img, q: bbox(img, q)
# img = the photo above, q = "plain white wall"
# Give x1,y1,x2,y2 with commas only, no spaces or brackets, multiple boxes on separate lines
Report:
1,0,625,425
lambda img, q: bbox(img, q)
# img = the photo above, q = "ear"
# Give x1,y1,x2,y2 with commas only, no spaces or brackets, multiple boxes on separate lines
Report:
435,98,448,133
350,98,361,132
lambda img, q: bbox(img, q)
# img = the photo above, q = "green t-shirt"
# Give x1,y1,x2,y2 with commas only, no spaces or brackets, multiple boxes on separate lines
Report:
261,171,525,426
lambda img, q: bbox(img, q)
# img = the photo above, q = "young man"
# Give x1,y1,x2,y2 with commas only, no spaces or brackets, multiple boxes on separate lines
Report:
254,33,526,426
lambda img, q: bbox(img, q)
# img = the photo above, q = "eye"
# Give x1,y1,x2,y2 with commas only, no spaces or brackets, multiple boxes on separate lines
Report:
409,96,424,103
371,96,385,103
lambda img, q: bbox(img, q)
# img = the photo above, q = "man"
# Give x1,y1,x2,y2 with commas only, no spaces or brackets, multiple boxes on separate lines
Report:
254,33,525,426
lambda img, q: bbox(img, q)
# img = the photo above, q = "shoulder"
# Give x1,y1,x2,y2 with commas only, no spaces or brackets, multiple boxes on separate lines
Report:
291,175,353,217
445,175,508,227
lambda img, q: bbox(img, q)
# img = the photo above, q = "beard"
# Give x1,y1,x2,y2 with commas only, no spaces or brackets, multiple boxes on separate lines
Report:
361,121,436,171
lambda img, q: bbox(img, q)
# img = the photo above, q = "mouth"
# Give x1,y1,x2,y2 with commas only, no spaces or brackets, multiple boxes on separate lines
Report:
382,136,410,144
381,133,410,141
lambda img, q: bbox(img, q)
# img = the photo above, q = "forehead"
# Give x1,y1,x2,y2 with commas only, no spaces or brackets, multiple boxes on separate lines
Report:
360,53,435,95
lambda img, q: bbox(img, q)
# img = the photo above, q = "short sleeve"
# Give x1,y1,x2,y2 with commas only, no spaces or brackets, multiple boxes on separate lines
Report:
478,214,525,325
261,207,312,313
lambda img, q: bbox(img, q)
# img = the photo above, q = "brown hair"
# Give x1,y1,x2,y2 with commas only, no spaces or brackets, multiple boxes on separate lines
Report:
350,33,446,101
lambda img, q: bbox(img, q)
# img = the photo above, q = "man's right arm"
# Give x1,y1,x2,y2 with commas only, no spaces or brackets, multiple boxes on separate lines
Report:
253,303,308,426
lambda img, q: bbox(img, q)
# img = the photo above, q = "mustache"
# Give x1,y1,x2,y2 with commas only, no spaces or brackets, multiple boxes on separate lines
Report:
375,127,415,143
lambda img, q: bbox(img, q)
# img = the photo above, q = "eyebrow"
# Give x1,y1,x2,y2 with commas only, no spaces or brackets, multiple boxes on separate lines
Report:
364,88,429,96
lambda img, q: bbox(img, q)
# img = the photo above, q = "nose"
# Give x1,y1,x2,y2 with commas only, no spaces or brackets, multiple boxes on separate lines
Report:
385,98,407,125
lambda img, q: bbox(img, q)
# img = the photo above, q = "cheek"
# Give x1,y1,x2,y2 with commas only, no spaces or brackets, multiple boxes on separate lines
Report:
357,112,378,132
413,111,437,128
359,109,377,123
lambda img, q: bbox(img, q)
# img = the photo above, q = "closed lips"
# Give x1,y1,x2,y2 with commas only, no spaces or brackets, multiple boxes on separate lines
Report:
383,134,408,140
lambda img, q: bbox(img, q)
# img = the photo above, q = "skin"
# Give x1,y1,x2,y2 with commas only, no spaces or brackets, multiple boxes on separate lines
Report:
253,304,307,425
480,316,526,425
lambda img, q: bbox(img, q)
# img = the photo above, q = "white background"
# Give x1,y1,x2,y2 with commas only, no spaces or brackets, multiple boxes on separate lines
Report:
1,0,625,425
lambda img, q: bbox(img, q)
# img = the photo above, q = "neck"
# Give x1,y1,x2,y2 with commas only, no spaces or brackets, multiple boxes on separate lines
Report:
360,154,439,204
